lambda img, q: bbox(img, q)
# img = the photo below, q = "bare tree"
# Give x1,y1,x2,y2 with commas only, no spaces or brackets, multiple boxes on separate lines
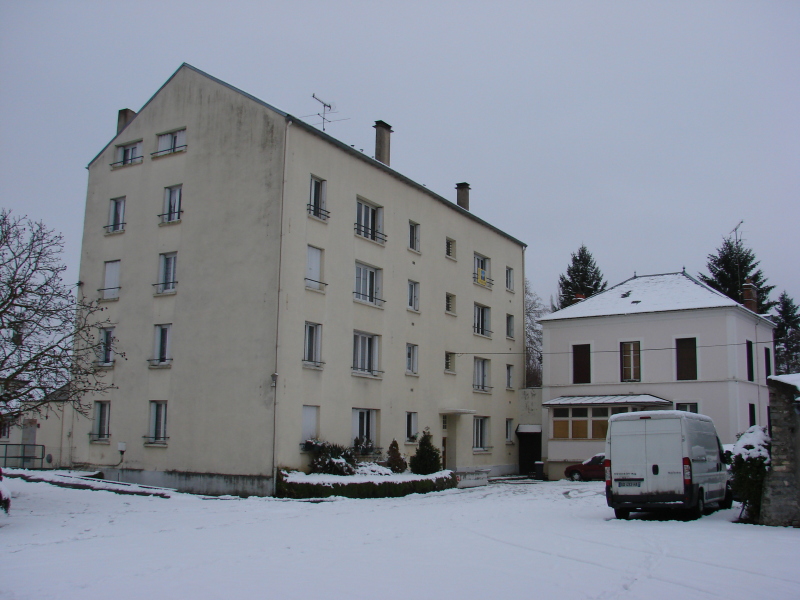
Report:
524,279,549,387
1,211,120,425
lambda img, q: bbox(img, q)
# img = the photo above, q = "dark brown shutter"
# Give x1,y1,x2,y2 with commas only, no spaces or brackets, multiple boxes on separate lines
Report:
676,338,697,380
573,344,591,384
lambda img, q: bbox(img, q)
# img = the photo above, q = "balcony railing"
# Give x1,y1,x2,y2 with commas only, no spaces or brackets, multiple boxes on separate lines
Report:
88,432,110,442
147,357,173,367
307,204,331,220
473,326,493,337
150,145,187,158
103,223,126,233
153,281,178,294
304,278,328,290
352,365,384,377
110,156,143,168
473,272,494,288
354,223,387,243
353,291,386,306
158,210,183,223
473,383,494,392
142,435,169,444
302,358,325,368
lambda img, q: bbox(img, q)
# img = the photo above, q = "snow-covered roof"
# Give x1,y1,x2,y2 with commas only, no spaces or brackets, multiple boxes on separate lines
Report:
769,373,800,392
543,394,671,406
540,272,769,322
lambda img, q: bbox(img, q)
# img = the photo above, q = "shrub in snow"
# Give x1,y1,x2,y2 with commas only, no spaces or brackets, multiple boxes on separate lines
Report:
386,439,407,474
729,426,771,522
409,428,441,475
306,440,357,476
352,436,379,457
0,468,9,513
355,462,392,476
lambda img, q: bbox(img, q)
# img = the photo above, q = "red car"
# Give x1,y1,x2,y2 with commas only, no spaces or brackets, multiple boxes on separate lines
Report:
564,453,605,481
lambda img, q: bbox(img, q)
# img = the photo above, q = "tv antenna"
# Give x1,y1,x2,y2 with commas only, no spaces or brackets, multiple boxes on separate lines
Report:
312,93,333,131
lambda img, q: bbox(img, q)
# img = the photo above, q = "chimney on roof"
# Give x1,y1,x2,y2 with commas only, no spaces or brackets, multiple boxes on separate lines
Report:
117,109,137,134
456,182,470,211
742,278,758,313
373,120,392,166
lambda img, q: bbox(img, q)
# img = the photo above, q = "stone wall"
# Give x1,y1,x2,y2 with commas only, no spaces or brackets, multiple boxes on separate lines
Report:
760,379,800,527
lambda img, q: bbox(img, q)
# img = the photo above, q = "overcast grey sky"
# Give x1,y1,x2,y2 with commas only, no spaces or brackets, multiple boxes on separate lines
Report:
2,1,798,306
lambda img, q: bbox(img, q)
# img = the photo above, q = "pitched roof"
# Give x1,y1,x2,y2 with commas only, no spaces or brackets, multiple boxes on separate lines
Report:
541,271,771,322
89,63,526,248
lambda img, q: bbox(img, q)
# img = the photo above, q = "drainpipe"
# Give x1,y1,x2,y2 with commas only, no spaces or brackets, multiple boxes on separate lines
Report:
271,119,291,493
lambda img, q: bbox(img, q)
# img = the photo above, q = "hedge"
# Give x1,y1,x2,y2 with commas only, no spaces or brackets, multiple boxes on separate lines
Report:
276,470,458,499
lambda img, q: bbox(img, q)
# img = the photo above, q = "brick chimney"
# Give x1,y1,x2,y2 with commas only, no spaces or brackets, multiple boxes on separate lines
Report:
373,120,392,166
456,182,470,211
742,278,758,313
117,109,137,134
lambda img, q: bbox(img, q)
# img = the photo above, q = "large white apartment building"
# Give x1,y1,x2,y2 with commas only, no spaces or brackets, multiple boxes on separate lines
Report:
44,64,527,495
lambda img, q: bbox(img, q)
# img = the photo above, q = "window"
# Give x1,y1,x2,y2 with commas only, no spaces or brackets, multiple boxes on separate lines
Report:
151,324,172,365
553,406,612,439
114,141,142,166
354,262,384,306
106,197,125,232
407,280,419,311
147,401,168,443
442,415,447,430
0,419,10,439
506,418,514,443
746,340,754,382
406,344,419,374
302,405,319,442
352,408,377,445
506,314,514,339
101,260,120,300
749,404,757,427
406,412,418,442
409,221,420,252
98,327,115,365
572,344,591,383
505,267,514,291
308,176,329,220
473,254,492,287
473,416,489,450
676,403,698,413
445,352,455,373
765,348,772,381
620,341,641,382
591,407,608,438
355,199,385,243
506,364,514,389
156,253,177,293
473,357,491,391
305,246,325,290
676,338,697,380
92,401,110,441
445,293,456,314
303,322,323,367
474,304,491,336
353,331,380,376
153,129,186,157
161,185,182,223
445,237,456,259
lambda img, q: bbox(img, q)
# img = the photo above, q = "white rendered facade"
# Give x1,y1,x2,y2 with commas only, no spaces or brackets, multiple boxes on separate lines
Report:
46,64,526,495
539,273,775,480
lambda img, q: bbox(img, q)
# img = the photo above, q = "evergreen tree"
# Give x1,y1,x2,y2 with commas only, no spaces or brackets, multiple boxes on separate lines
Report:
698,236,775,313
409,427,441,475
774,291,800,374
385,439,407,473
556,245,607,309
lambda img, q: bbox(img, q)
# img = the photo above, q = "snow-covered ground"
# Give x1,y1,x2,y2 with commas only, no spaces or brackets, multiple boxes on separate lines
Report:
1,474,798,600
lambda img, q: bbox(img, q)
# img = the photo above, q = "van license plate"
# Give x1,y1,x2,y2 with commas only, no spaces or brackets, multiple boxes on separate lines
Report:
618,481,641,487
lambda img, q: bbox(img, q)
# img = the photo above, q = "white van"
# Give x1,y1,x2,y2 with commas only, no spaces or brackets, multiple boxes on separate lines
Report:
604,410,732,519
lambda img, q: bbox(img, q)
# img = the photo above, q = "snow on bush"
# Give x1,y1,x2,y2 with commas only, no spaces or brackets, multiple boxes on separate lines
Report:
355,462,393,476
729,425,771,522
0,479,10,513
731,425,771,462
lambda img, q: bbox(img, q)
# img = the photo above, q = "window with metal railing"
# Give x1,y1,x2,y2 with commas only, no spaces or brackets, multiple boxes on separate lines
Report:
355,199,386,243
151,129,187,157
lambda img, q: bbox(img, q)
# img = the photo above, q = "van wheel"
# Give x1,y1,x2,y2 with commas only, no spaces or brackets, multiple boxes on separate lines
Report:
691,493,705,520
569,471,582,482
614,508,630,520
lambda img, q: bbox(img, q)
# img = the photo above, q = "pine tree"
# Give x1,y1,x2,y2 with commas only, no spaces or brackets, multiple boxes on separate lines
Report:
774,291,800,374
386,439,407,473
699,236,775,313
409,428,441,475
556,245,607,309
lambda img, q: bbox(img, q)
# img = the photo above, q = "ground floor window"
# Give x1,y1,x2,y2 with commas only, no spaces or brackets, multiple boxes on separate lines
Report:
473,416,489,450
676,402,698,413
352,408,378,448
92,401,110,441
148,401,168,443
552,406,620,439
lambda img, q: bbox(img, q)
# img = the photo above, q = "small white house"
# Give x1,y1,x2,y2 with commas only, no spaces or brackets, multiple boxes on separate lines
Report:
539,271,774,480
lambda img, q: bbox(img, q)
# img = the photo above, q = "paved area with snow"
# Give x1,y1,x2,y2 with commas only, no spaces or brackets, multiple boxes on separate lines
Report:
1,474,798,599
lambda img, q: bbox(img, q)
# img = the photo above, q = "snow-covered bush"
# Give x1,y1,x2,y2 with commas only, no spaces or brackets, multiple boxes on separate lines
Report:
409,428,441,475
305,440,357,476
354,462,392,476
729,426,771,522
0,469,10,513
386,439,407,474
